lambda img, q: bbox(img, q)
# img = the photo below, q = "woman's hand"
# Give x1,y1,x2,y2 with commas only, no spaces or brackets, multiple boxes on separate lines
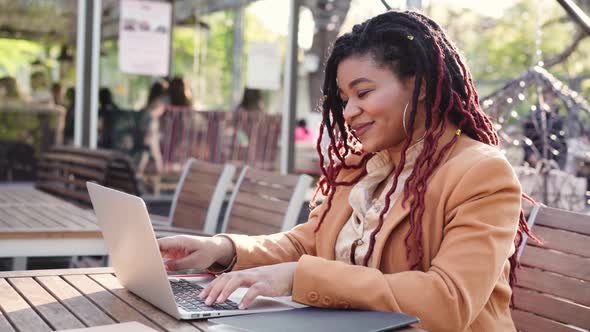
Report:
157,235,235,271
199,262,297,309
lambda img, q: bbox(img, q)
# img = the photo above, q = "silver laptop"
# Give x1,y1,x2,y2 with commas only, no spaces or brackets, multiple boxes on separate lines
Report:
87,182,300,320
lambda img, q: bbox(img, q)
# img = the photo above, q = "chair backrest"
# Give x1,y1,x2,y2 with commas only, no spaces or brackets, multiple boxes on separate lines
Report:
36,145,139,206
168,158,235,234
0,140,36,181
512,205,590,331
221,166,313,235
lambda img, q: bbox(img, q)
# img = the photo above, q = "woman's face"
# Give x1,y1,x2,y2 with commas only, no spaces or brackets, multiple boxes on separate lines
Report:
337,54,423,153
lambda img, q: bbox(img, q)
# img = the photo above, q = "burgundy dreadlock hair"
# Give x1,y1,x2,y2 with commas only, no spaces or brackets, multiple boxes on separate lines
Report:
311,10,535,304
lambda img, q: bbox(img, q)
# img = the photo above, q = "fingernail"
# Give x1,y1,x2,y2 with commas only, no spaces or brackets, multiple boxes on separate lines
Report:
239,303,246,310
216,295,224,303
205,298,213,305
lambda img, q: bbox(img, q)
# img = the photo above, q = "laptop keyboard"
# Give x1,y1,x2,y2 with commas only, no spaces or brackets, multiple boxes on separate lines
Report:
170,279,240,312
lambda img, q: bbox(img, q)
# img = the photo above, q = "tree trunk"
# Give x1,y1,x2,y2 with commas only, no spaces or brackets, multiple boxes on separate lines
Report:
307,29,339,113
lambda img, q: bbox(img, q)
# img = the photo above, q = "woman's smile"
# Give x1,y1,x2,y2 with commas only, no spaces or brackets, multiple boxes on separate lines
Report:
352,121,375,137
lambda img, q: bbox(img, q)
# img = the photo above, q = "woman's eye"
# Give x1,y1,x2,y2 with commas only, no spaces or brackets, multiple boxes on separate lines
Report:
358,90,371,98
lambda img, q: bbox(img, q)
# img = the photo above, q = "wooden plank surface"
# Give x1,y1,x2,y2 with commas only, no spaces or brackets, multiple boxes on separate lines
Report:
516,266,589,306
0,278,52,331
89,273,201,332
0,187,99,239
36,275,115,327
513,287,590,328
531,225,590,257
0,267,114,278
8,277,85,330
63,274,163,331
512,308,578,332
0,268,423,332
520,245,590,281
0,309,16,332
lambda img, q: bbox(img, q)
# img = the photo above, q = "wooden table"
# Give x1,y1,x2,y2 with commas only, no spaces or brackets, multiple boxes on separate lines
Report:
0,186,105,270
0,268,424,331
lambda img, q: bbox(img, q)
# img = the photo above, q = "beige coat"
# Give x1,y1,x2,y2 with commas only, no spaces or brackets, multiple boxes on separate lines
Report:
222,126,521,332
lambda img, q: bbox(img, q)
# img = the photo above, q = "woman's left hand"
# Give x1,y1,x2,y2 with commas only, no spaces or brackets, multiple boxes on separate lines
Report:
199,262,297,309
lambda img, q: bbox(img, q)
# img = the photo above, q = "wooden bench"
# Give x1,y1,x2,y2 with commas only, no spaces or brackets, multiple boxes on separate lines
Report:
36,146,140,207
512,205,590,331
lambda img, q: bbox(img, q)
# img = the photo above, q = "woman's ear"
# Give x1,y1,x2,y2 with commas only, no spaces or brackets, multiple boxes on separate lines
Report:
418,78,427,102
406,76,427,102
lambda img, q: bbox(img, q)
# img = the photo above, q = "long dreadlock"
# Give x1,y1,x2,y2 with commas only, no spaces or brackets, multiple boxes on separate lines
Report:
311,10,535,305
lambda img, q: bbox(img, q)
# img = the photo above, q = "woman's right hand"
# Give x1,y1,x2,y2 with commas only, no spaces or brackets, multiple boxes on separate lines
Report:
157,235,235,271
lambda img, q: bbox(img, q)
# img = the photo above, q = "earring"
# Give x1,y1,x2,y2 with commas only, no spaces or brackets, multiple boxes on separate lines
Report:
402,102,410,136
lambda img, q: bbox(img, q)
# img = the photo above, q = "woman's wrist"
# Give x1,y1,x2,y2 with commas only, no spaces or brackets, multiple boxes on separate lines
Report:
214,236,236,267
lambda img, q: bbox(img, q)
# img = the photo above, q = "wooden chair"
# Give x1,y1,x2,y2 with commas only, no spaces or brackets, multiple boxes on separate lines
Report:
36,145,139,206
221,166,313,235
152,158,236,236
512,205,590,331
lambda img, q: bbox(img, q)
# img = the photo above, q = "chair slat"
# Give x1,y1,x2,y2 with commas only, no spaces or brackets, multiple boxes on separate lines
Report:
170,208,208,230
512,309,580,332
229,202,284,227
534,207,590,236
513,288,590,328
531,225,590,257
226,216,283,235
238,180,293,201
243,168,299,187
517,266,589,306
520,245,590,281
233,192,290,214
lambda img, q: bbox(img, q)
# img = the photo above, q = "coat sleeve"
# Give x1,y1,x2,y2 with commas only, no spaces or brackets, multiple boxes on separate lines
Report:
215,204,323,271
291,156,521,332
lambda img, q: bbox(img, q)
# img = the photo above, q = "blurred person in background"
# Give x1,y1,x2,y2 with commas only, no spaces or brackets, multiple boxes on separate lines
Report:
98,87,119,149
0,76,24,100
234,88,264,112
137,80,168,176
30,71,52,103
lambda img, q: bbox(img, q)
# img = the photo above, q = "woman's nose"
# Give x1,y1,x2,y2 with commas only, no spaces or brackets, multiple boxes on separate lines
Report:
342,101,361,123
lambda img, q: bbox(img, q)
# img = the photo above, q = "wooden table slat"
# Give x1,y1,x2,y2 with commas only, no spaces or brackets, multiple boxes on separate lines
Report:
36,275,115,327
63,274,164,331
0,309,16,332
0,206,35,229
26,205,85,230
8,277,86,330
89,273,203,332
0,267,113,278
0,278,52,332
0,268,423,332
43,205,96,229
13,205,58,229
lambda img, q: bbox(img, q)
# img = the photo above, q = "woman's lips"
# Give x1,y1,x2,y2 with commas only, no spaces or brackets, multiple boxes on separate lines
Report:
352,122,374,137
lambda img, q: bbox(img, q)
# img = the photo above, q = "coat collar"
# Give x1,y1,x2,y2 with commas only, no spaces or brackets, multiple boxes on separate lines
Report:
316,124,463,267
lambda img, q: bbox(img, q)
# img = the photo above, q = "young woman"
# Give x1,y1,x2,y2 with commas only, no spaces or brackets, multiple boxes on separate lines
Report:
158,11,532,331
